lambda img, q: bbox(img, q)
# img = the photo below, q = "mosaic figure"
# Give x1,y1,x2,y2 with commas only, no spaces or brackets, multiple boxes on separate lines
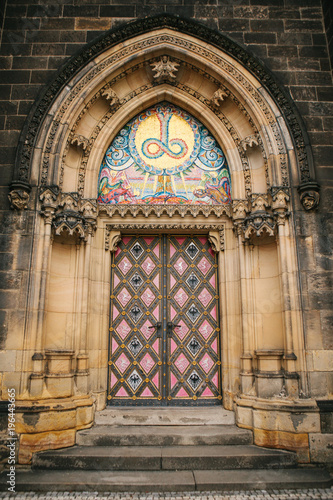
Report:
98,103,231,205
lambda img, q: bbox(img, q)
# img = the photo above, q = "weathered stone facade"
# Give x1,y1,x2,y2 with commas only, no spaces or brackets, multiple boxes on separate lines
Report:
0,0,332,467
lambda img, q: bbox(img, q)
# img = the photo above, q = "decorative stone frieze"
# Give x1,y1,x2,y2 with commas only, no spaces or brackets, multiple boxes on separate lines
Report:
99,203,231,219
150,56,179,82
8,180,31,210
298,180,320,211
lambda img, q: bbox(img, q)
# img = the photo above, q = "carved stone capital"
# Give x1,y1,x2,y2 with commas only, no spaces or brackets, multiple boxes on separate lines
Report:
232,200,249,222
270,186,290,212
71,134,89,150
101,87,119,108
40,186,59,223
59,193,79,211
8,180,31,210
150,56,179,82
210,87,228,108
251,193,269,212
243,212,276,241
298,181,320,211
53,210,88,241
240,134,259,151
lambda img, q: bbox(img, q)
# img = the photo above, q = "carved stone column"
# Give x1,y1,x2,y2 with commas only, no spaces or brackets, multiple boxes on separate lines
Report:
272,187,300,398
233,200,255,395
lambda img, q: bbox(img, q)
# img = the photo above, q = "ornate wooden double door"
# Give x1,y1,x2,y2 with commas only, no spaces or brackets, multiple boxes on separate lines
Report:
108,235,222,405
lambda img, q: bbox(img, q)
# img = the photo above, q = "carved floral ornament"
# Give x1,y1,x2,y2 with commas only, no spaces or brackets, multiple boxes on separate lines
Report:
9,16,318,212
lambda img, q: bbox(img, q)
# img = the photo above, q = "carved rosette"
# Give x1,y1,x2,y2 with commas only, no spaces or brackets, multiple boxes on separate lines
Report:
298,181,320,211
8,180,31,210
39,187,97,241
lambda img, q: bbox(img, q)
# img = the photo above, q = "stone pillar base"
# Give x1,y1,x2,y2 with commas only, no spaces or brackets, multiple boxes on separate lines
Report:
235,395,321,463
15,396,94,464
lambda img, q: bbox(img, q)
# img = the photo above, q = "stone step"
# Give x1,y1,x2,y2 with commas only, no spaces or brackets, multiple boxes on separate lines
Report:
77,424,253,447
1,468,332,492
32,444,297,471
95,406,235,426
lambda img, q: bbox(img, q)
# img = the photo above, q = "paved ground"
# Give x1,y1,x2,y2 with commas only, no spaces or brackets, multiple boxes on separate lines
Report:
0,489,332,499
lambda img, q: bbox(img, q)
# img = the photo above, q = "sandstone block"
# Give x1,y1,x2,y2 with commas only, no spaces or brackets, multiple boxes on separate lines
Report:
18,429,75,464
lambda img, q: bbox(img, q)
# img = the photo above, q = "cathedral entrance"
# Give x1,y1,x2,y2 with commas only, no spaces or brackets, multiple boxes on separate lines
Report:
108,235,222,406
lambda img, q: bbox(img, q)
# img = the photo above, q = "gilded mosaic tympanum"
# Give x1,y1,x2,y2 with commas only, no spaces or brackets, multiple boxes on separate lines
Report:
98,103,231,205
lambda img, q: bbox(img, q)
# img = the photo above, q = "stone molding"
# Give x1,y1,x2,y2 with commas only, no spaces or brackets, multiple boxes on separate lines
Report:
105,222,225,251
99,203,231,219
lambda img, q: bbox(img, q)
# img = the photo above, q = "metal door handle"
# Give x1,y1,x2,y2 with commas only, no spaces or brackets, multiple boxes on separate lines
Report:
148,321,162,337
167,321,181,337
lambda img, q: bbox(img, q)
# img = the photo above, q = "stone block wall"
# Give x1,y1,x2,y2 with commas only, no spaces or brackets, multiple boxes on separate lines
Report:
0,0,332,400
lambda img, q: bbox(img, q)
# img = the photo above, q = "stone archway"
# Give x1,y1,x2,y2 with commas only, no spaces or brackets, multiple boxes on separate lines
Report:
8,15,321,464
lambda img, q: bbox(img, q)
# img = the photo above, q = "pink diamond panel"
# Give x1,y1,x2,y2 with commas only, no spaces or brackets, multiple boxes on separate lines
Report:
175,320,189,340
173,257,187,275
140,320,153,339
174,354,190,373
141,257,155,275
115,353,130,373
117,287,132,307
141,287,156,307
198,320,213,339
198,288,213,307
118,257,132,275
197,257,211,275
174,287,188,307
116,319,131,339
199,353,214,373
140,353,155,373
